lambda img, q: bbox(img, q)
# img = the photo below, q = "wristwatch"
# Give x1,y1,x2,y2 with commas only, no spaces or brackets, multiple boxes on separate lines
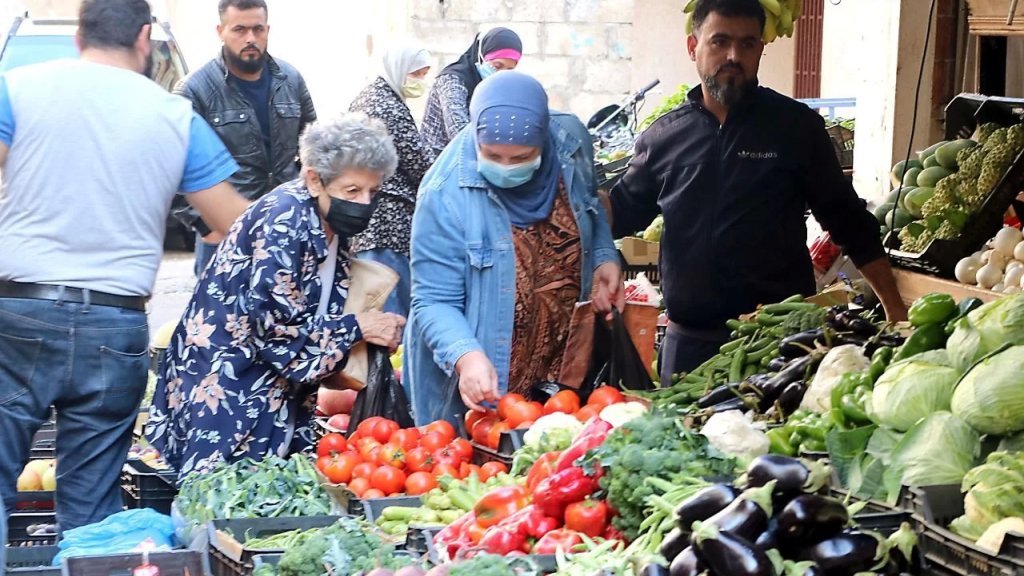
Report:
193,218,212,237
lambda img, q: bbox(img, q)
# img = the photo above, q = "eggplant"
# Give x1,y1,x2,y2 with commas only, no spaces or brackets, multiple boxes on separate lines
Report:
691,522,774,576
775,381,806,417
834,311,878,337
753,517,779,551
696,383,741,408
668,547,704,576
796,530,883,576
639,563,670,576
703,482,774,541
709,394,756,413
832,333,868,347
779,329,822,359
659,528,690,562
742,454,830,507
675,484,740,531
776,494,849,547
766,357,789,372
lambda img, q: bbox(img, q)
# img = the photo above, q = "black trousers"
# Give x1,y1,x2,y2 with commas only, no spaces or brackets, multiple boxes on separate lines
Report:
658,322,730,383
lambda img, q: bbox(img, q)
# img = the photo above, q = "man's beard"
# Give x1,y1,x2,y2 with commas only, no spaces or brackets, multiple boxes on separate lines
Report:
225,44,266,75
704,64,755,108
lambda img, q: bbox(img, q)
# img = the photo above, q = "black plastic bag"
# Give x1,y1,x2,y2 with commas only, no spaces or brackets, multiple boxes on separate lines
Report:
587,307,655,392
346,344,414,437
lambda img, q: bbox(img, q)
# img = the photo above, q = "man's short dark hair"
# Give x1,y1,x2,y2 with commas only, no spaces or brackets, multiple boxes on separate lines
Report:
218,0,268,18
692,0,766,35
78,0,151,51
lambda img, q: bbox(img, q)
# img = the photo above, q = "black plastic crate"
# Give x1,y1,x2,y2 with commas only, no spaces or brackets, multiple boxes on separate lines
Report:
30,429,56,460
470,441,513,468
13,491,55,512
7,512,59,547
5,545,60,575
61,550,206,576
911,484,1024,575
405,525,442,561
361,495,423,524
623,263,660,285
120,461,177,515
207,515,343,576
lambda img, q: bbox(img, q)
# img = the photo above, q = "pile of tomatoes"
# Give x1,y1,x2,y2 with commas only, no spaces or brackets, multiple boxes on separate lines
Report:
314,416,508,498
466,387,627,451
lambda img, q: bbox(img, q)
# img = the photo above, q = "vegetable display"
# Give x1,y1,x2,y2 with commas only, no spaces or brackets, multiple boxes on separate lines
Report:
951,451,1024,544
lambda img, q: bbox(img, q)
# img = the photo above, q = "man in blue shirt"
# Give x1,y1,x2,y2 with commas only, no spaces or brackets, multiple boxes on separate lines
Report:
0,0,249,533
174,0,317,277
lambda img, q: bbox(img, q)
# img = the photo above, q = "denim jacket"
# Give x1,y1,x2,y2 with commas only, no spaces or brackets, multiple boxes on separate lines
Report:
403,112,618,425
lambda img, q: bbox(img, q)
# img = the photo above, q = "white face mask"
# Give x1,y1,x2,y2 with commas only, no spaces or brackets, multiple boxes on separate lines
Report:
401,77,426,99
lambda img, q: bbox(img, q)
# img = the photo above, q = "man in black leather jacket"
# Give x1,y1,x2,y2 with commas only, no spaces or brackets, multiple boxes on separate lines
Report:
174,0,316,275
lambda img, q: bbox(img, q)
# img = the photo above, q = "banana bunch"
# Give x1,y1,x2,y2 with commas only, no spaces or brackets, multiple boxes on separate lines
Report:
683,0,803,43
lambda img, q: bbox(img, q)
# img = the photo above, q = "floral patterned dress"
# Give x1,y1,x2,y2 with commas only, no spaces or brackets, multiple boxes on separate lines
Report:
145,179,363,482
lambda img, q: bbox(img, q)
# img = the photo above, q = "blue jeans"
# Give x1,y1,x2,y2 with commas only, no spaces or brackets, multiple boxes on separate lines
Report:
0,297,149,534
355,248,411,318
193,235,219,277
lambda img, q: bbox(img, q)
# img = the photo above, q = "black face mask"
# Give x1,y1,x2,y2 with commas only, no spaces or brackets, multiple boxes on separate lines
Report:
324,196,374,243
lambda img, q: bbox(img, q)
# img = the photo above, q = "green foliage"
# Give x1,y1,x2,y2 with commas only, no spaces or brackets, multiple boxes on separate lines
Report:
638,84,690,132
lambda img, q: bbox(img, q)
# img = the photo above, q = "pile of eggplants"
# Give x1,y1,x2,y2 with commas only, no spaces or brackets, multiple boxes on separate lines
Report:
694,306,903,421
642,455,918,576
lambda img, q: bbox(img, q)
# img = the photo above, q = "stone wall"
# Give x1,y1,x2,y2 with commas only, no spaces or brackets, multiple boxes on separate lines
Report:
408,0,637,123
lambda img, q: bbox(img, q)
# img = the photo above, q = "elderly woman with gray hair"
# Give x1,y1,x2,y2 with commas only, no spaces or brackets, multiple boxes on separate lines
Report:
146,114,405,482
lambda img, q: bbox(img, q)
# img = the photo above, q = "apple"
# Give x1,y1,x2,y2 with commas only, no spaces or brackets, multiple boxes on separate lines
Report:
41,467,56,491
318,388,358,416
17,469,41,491
326,413,350,432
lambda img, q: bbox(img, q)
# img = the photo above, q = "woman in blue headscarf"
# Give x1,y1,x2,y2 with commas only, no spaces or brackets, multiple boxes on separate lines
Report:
403,71,623,424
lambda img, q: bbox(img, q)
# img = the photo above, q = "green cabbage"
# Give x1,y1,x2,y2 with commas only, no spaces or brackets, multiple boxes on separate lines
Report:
889,412,981,490
951,345,1024,435
947,294,1024,372
869,356,960,431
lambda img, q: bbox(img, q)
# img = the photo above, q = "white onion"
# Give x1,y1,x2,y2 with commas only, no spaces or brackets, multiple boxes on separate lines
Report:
1015,241,1024,262
1004,266,1024,289
977,263,1004,289
994,227,1023,256
955,256,982,284
1005,285,1022,294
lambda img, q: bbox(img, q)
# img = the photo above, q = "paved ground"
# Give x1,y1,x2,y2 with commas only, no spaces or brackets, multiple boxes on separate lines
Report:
148,251,196,340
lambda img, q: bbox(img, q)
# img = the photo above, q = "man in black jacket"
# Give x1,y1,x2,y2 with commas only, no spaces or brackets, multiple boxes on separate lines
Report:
611,0,907,381
175,0,316,275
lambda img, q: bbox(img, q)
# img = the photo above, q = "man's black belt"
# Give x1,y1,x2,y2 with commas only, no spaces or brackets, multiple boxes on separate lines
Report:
0,281,147,311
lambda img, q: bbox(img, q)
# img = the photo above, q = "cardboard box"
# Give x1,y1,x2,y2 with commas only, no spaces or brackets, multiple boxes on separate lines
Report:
619,237,660,266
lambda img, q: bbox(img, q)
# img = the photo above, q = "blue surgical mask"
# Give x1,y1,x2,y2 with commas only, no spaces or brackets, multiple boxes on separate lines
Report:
477,154,542,189
476,62,497,79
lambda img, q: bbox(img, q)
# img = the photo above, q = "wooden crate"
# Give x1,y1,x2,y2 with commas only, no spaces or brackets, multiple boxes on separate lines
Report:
966,0,1024,35
893,269,1003,306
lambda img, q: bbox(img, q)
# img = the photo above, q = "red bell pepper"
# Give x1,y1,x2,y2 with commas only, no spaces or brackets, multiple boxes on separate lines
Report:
532,466,600,520
434,511,476,559
490,504,562,539
526,451,561,492
602,524,625,543
564,499,609,537
532,529,584,555
478,525,528,556
473,485,529,528
555,418,612,471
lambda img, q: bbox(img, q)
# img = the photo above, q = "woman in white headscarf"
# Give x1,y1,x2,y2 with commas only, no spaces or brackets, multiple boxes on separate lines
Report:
348,41,434,317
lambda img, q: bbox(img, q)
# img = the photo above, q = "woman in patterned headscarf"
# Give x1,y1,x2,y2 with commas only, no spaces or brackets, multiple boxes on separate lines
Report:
404,71,624,425
349,41,435,318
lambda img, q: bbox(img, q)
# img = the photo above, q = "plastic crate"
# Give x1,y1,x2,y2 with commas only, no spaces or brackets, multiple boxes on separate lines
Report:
207,515,343,576
7,512,58,547
61,550,207,576
470,441,513,467
120,461,177,515
13,491,55,512
251,553,281,569
890,95,1024,278
30,429,56,460
911,484,1024,575
361,495,423,524
827,124,855,169
623,263,660,285
4,545,60,576
405,525,442,561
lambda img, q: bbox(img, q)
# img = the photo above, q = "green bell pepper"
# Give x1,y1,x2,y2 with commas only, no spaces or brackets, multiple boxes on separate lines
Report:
907,292,957,328
839,387,872,426
869,346,893,382
893,322,947,362
766,427,797,456
830,371,873,428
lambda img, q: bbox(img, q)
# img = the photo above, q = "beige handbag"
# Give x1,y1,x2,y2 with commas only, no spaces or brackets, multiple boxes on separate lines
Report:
329,258,399,391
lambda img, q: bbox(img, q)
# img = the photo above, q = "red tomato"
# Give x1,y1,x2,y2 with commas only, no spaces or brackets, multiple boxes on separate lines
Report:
479,461,508,481
356,416,384,440
317,433,348,457
389,428,421,450
323,452,359,484
362,488,386,499
351,462,376,480
497,393,526,420
504,401,543,428
460,462,483,481
370,466,407,495
405,471,439,495
379,442,406,469
432,463,462,479
405,447,434,473
487,421,510,450
465,409,496,435
316,454,334,474
419,432,447,452
355,437,382,460
347,476,370,497
564,499,609,537
433,446,462,468
449,438,473,462
575,405,600,423
586,386,625,409
424,420,457,444
544,390,581,415
370,419,400,444
471,417,498,446
367,446,385,466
